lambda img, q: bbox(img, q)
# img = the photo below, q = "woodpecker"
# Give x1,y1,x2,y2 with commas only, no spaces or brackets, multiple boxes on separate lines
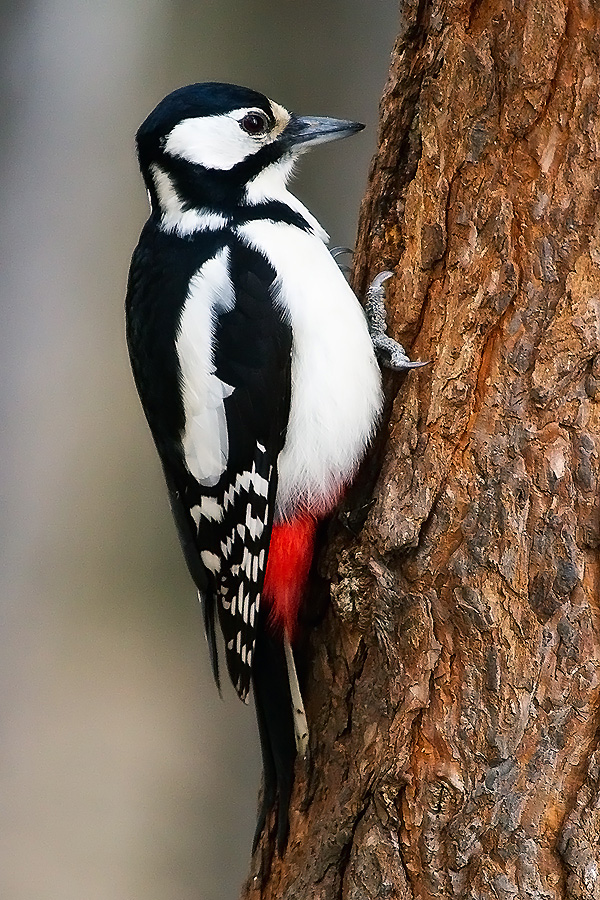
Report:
125,82,422,849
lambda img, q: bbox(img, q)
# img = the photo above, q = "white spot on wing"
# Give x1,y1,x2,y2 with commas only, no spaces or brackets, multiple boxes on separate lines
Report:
200,550,220,574
241,591,249,626
199,496,223,522
221,535,234,556
252,470,269,498
249,598,258,627
241,548,252,577
245,504,264,540
236,470,253,492
223,483,236,510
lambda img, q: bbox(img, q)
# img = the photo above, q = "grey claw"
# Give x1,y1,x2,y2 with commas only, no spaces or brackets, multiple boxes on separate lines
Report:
365,271,426,372
374,335,430,371
331,246,354,260
367,271,394,293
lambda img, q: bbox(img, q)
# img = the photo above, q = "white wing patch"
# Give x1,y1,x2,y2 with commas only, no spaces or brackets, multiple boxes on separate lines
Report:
176,248,236,487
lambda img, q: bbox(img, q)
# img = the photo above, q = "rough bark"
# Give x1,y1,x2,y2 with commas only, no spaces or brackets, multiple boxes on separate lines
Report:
241,1,600,897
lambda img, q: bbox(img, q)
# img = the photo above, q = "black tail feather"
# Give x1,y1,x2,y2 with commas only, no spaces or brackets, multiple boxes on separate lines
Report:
252,686,277,853
251,608,296,853
201,590,220,692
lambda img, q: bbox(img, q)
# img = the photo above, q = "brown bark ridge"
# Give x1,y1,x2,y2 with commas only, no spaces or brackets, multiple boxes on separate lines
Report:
241,1,600,897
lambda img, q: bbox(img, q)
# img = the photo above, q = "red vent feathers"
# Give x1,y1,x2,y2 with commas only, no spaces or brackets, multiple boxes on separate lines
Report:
263,516,317,639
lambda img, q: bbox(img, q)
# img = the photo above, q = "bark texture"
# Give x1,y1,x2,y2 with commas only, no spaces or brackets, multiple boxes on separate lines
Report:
242,1,600,897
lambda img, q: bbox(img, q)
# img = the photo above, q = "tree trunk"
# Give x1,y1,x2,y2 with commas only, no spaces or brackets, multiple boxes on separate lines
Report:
241,1,600,897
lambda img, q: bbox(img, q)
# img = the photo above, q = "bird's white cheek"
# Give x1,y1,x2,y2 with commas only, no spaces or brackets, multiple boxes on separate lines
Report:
165,114,260,170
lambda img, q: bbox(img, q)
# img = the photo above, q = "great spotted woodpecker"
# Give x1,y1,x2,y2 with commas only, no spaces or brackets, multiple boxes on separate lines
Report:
125,83,422,849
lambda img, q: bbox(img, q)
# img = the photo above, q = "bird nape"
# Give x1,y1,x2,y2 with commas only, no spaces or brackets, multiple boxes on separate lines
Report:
125,81,422,853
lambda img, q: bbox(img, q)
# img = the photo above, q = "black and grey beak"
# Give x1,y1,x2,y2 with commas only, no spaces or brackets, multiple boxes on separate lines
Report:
282,115,365,151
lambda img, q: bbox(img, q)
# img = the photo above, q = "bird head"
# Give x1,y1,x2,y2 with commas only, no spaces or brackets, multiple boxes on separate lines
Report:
136,82,364,217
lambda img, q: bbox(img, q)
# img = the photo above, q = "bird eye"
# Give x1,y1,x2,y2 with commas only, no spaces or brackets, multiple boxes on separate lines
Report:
239,112,269,136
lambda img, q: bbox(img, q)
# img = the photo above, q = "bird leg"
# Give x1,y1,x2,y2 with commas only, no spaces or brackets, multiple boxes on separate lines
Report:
365,271,427,371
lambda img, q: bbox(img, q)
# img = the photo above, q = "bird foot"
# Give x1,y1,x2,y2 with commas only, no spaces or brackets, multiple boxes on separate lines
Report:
331,246,353,278
365,271,427,371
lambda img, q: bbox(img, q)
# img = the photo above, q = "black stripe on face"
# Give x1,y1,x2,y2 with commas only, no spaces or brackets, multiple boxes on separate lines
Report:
157,139,291,212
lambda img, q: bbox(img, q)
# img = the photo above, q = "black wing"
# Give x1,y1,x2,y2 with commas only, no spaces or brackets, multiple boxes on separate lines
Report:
127,224,291,701
197,239,291,700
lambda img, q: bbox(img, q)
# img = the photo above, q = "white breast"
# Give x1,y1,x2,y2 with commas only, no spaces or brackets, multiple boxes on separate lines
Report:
176,248,235,486
237,219,383,518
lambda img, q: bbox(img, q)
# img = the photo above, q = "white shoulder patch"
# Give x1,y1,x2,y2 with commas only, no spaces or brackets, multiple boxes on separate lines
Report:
176,248,235,486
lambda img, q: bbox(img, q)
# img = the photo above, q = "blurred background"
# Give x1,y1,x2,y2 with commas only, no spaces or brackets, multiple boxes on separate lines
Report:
0,3,397,898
